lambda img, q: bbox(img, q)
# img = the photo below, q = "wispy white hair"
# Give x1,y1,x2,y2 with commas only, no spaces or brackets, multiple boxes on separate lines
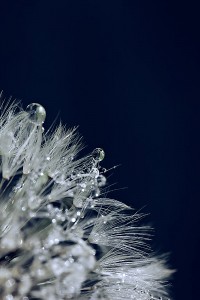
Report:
0,99,173,299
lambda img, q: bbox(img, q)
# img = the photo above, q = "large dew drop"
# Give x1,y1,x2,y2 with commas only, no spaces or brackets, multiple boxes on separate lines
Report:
26,103,46,125
92,148,105,162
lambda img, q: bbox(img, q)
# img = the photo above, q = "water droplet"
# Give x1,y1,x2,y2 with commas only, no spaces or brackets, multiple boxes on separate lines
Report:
28,196,41,210
26,103,46,125
73,196,84,208
97,175,106,187
95,188,100,197
5,278,15,288
90,187,100,198
92,148,105,162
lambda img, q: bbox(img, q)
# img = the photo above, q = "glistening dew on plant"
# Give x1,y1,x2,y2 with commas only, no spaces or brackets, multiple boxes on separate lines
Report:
0,99,173,299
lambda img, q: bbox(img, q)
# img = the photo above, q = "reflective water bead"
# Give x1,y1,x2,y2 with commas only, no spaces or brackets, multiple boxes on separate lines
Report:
73,196,84,208
95,188,100,197
97,175,106,187
92,148,105,162
90,187,100,198
26,103,46,125
28,196,41,210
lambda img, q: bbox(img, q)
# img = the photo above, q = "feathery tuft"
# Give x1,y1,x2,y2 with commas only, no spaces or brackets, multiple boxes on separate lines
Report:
0,99,173,299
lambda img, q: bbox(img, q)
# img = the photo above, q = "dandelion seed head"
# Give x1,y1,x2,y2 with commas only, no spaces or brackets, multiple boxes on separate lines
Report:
0,100,173,300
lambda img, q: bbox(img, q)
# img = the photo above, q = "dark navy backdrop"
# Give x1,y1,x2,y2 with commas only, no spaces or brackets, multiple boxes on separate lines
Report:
0,1,199,299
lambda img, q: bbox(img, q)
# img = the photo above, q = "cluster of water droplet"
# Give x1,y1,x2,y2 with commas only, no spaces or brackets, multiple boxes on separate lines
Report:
0,103,109,300
0,102,172,300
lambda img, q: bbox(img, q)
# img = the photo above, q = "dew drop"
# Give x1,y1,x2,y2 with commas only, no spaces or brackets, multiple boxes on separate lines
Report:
26,103,46,125
97,175,106,187
92,148,105,162
5,278,15,288
73,196,84,208
95,188,100,197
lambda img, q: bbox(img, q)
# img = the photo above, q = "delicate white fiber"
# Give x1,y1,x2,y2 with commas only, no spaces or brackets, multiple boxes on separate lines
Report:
0,99,173,299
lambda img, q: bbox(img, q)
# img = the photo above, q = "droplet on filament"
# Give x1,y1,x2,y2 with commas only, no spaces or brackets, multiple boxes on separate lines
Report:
26,103,46,125
92,148,105,162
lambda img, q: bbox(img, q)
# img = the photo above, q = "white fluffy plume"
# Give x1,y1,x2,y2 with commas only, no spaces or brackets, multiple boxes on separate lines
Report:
0,100,173,299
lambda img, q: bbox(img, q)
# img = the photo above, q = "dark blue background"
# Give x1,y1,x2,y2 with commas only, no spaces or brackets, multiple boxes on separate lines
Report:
0,1,199,299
